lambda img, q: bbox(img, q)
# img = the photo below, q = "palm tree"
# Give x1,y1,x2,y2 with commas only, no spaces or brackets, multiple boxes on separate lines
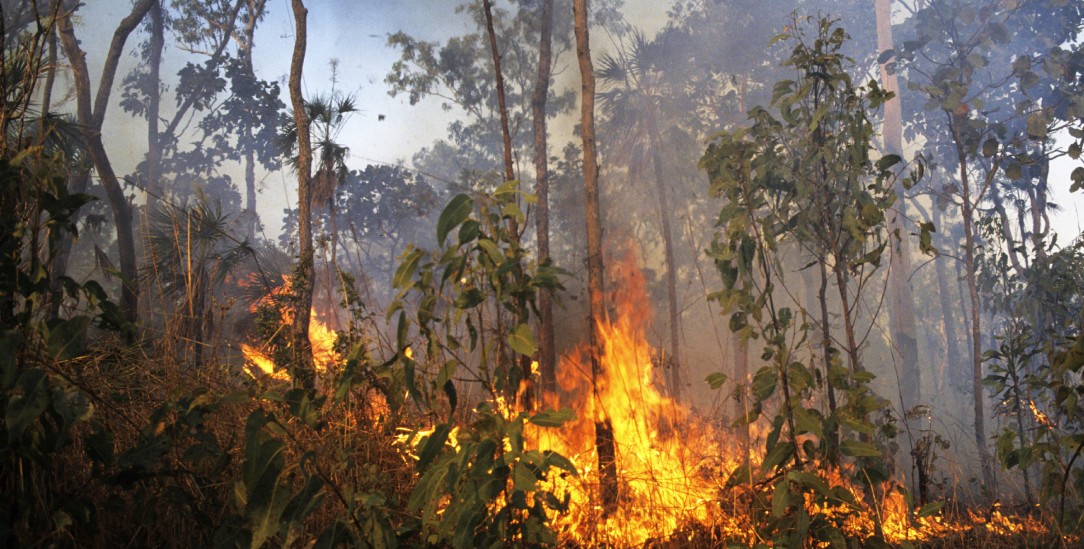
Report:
597,31,684,401
145,196,252,368
279,76,356,328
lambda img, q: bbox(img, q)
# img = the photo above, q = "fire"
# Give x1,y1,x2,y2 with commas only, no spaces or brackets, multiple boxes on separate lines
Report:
527,251,737,545
241,275,340,382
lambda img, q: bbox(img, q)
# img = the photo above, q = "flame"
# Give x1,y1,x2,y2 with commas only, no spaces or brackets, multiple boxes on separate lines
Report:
528,250,736,545
241,275,340,382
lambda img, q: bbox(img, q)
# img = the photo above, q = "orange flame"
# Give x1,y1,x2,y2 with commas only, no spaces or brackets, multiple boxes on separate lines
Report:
241,275,339,382
528,250,737,545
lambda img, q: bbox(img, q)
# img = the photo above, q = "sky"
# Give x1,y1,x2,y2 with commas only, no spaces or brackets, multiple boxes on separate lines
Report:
69,1,1081,242
74,0,671,238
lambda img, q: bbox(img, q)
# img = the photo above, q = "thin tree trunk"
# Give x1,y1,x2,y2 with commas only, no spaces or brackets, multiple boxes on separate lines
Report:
645,109,682,402
482,0,515,187
145,0,164,213
288,0,315,390
573,0,618,512
931,206,962,392
58,0,155,325
876,0,921,410
819,261,840,463
532,0,556,394
482,0,532,407
952,114,997,495
241,1,261,241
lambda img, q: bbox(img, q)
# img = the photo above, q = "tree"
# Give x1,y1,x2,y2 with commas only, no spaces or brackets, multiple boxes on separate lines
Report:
531,0,557,393
702,18,906,541
597,31,684,401
287,0,315,390
874,0,921,412
895,0,1084,495
58,0,155,324
573,0,618,512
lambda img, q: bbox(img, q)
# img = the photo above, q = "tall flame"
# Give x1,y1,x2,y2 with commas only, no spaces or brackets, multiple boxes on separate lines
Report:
241,275,339,381
528,251,738,545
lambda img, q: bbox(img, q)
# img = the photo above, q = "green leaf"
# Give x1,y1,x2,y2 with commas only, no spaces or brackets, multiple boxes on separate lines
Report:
706,372,729,390
417,423,451,470
436,194,472,245
507,323,537,356
1026,112,1048,139
753,366,777,400
6,369,50,439
392,247,423,290
875,154,902,171
839,439,881,458
529,408,575,427
916,500,943,518
45,316,90,361
982,138,998,158
513,461,538,491
772,480,791,517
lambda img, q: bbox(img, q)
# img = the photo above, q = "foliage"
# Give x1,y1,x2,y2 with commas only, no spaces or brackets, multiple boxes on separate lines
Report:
386,184,573,545
701,15,917,544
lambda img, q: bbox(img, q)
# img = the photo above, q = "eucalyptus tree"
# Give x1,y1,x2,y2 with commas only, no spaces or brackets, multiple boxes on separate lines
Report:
531,0,557,392
58,0,155,324
573,0,618,512
702,14,915,469
702,18,911,541
893,0,1084,495
287,0,315,390
122,0,282,233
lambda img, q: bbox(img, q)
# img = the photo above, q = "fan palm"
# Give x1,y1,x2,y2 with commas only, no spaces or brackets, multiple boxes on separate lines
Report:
597,31,686,401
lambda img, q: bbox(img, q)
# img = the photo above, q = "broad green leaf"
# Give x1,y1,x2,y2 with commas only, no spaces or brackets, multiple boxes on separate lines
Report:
507,323,537,356
6,369,50,439
839,439,881,457
417,423,451,470
529,408,575,427
916,500,944,518
772,480,791,517
45,316,90,360
436,194,472,245
513,461,538,491
706,372,729,390
392,247,423,289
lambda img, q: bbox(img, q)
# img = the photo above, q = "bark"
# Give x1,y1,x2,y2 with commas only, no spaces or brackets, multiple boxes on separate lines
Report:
818,261,840,464
531,0,556,394
931,206,962,392
876,0,921,410
573,0,618,512
288,0,315,390
145,0,164,213
482,0,532,407
645,109,682,402
481,0,515,187
58,0,155,324
241,1,261,241
951,113,997,495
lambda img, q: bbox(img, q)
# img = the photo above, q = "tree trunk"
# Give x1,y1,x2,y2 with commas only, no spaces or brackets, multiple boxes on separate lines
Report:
952,114,997,496
532,0,556,394
645,109,682,402
145,0,164,213
241,1,261,241
818,261,840,464
931,206,962,392
876,0,921,411
482,0,533,407
58,0,155,325
288,0,315,390
573,0,618,512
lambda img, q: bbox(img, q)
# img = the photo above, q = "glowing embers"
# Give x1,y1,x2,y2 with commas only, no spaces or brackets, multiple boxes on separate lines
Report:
240,275,339,382
527,252,733,546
